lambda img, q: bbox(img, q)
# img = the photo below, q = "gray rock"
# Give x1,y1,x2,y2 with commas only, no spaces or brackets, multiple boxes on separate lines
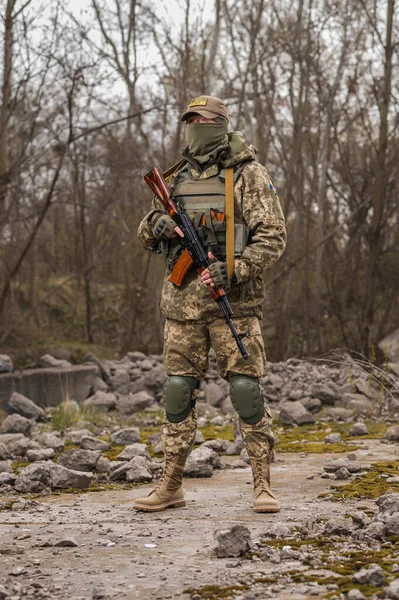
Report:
203,381,226,407
65,429,94,444
95,456,111,473
225,439,244,455
40,432,65,452
210,415,225,426
341,393,374,416
127,351,147,362
194,430,205,444
376,492,399,515
0,354,13,373
349,422,369,436
334,467,351,480
352,563,386,586
202,439,229,454
54,537,79,547
323,517,353,536
324,459,363,474
385,426,399,441
109,461,130,481
384,513,399,536
8,392,45,420
278,401,316,425
184,456,213,477
347,590,366,600
108,369,130,390
36,354,72,368
229,459,248,469
0,460,12,473
263,522,294,538
58,449,101,472
346,509,371,528
310,383,341,404
364,521,386,539
266,373,284,389
83,391,116,411
6,434,32,457
0,414,32,436
91,376,108,393
190,445,221,468
143,364,167,391
125,376,146,394
300,397,322,412
125,456,153,483
386,579,399,599
0,472,16,485
0,442,9,459
324,433,342,444
116,443,150,461
15,461,52,493
214,525,251,558
26,447,55,462
80,437,110,452
240,447,250,464
115,391,154,414
110,428,140,446
327,407,354,421
49,463,93,489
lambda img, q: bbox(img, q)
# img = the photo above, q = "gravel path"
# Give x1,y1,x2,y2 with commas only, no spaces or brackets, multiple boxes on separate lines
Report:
0,439,398,600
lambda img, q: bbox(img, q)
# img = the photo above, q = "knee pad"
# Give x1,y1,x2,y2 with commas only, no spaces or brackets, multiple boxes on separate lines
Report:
229,375,264,424
164,376,198,423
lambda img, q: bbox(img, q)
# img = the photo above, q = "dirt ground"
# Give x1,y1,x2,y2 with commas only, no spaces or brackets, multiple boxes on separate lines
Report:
1,439,398,600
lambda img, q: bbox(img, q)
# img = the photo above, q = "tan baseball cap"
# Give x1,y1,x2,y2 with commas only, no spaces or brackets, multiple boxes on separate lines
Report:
181,95,229,121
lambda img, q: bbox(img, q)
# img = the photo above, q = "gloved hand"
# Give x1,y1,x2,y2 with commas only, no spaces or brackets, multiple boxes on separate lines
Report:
151,214,176,239
201,252,229,289
208,260,229,288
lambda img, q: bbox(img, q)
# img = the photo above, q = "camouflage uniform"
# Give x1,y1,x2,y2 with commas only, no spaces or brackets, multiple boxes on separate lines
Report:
134,97,286,513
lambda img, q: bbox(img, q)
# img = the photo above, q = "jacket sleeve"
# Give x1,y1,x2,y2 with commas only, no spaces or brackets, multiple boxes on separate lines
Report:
136,197,167,250
233,162,286,284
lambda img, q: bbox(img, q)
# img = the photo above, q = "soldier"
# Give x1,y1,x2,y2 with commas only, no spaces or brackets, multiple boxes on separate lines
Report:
134,95,286,513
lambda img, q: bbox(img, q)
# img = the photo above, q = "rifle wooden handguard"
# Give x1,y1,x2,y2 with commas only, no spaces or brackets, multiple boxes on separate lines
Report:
169,248,193,287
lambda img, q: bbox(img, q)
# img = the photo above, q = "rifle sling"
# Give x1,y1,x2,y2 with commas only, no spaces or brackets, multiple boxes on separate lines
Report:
225,167,235,282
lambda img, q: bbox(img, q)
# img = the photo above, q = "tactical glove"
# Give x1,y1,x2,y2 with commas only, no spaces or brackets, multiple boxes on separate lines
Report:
151,214,176,239
208,260,229,289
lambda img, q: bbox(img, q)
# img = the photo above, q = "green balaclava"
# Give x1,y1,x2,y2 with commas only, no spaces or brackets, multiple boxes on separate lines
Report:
185,117,228,165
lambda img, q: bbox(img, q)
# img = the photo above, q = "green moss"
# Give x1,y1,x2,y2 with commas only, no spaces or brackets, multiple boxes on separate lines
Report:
12,461,29,474
268,536,399,598
326,420,388,440
199,424,235,441
274,421,389,453
0,501,14,512
103,445,125,461
261,537,330,551
329,461,399,500
183,584,249,599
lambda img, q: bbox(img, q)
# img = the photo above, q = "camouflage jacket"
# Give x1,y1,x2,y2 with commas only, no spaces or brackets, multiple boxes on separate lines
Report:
137,134,287,321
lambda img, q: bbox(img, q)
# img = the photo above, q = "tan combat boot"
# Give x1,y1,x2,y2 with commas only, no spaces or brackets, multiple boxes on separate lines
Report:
239,411,280,513
133,408,197,512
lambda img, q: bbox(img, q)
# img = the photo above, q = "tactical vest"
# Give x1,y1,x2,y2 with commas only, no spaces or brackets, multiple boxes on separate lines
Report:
163,167,249,270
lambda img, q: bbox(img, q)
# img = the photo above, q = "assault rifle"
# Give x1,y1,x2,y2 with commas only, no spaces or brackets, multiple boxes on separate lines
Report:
144,166,249,359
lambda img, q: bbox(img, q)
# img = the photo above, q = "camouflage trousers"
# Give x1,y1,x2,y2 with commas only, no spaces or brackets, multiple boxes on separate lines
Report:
163,316,267,380
162,317,275,468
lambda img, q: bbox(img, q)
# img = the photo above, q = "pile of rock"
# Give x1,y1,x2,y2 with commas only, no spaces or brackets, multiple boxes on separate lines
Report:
0,345,398,494
0,386,245,493
2,347,399,426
